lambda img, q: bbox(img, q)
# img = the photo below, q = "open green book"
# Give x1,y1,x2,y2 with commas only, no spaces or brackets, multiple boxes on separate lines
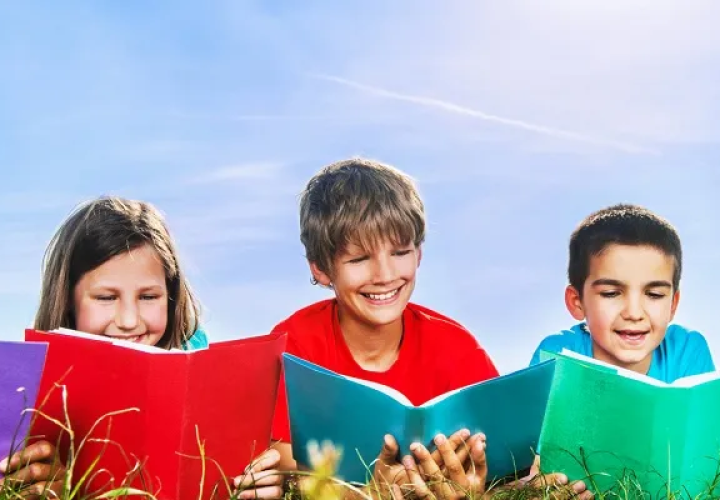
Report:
284,353,556,483
538,349,720,497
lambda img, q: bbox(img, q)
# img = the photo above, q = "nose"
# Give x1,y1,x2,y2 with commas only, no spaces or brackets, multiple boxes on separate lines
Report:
115,299,140,331
621,294,645,321
372,254,396,284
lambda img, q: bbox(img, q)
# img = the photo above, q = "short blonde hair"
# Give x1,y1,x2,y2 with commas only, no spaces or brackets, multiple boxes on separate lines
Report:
34,196,201,349
300,157,425,275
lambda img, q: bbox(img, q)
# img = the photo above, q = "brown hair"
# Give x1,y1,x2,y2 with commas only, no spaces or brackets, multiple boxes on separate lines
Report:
568,203,682,297
300,157,425,275
34,196,200,349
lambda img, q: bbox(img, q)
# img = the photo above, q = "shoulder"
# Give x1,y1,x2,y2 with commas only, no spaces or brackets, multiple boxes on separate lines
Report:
662,323,712,354
271,299,335,333
531,323,591,362
183,327,209,351
271,299,336,351
405,303,480,348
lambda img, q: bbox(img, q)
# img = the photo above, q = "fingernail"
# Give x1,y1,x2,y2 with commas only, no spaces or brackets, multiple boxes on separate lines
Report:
409,442,419,452
460,429,471,439
384,435,392,447
573,481,586,493
0,459,7,472
402,455,414,468
434,434,446,445
557,474,568,485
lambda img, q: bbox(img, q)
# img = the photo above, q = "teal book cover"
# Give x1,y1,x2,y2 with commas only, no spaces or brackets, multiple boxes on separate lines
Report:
539,349,720,498
283,353,556,483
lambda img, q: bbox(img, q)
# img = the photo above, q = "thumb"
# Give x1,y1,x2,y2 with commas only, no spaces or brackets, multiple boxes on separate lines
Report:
377,435,399,466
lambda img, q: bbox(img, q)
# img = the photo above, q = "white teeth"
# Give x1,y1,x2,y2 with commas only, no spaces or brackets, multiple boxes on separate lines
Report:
366,288,400,301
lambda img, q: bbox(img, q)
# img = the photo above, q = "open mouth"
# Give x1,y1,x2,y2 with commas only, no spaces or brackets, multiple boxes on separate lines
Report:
615,330,649,344
361,286,402,302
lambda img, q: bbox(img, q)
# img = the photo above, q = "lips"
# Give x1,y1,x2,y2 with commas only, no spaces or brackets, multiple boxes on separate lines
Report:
615,330,649,345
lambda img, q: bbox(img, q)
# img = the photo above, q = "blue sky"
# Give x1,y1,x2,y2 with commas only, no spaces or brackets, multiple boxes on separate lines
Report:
1,1,719,373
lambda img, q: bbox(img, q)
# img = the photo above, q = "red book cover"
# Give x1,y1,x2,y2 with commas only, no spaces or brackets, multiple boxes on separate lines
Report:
25,329,287,500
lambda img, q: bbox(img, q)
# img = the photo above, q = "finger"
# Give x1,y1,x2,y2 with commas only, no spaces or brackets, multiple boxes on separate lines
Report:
237,484,284,499
245,449,281,475
402,455,432,499
409,442,444,482
430,428,470,466
235,469,284,488
377,434,399,467
527,472,569,490
0,441,57,473
465,434,487,489
389,484,404,500
1,462,61,484
434,434,468,490
2,479,63,500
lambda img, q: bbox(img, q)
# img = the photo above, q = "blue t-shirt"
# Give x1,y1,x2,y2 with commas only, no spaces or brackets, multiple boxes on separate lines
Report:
182,327,209,351
529,323,715,383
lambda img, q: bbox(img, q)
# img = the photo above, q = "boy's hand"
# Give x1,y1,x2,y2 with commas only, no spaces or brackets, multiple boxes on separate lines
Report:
402,432,488,499
500,455,593,500
233,448,285,499
371,429,472,493
0,440,66,499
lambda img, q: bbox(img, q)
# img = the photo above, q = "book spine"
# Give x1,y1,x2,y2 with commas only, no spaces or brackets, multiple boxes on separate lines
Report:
401,407,427,456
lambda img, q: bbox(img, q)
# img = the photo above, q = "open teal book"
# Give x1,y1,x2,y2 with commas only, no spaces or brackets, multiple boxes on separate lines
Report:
284,353,556,483
538,349,720,498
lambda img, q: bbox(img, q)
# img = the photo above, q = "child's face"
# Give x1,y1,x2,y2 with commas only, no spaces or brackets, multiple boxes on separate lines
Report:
566,243,679,373
72,244,168,346
311,239,421,332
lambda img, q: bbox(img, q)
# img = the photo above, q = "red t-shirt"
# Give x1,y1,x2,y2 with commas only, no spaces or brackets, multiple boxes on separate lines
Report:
271,299,500,442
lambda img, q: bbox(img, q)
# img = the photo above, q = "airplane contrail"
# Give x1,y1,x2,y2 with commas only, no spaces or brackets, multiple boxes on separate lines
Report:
312,74,659,155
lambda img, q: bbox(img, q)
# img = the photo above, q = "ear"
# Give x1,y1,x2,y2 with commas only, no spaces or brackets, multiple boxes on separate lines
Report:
565,285,586,321
309,261,332,287
416,245,422,268
669,289,681,320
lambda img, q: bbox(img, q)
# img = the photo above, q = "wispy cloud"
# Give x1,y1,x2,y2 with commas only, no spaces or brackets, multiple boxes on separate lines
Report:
312,74,660,155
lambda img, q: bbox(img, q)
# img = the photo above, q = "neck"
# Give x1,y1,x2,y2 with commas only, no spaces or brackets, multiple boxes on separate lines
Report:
337,307,403,372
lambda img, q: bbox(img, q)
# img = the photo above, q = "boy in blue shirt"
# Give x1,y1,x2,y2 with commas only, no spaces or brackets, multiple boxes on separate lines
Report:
530,203,714,382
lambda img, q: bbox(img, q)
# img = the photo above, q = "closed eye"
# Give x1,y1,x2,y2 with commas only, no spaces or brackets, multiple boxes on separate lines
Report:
346,256,368,264
647,291,666,299
94,295,117,301
393,249,413,257
140,294,161,300
599,291,620,298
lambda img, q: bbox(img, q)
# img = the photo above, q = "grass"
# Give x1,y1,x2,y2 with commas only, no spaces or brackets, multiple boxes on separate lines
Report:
4,387,720,499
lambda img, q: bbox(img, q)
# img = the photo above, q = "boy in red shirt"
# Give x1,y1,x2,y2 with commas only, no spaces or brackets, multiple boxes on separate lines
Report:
238,158,590,499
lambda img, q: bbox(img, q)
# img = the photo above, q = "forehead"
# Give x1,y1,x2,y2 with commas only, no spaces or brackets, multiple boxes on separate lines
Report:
80,245,166,286
588,244,674,281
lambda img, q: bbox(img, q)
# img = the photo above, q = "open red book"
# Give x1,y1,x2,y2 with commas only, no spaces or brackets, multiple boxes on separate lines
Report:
25,329,287,500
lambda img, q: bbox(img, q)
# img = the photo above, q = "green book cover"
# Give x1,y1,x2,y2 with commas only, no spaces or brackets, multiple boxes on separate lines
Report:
538,350,720,498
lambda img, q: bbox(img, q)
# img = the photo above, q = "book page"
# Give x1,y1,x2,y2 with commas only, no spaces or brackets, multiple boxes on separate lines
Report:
50,328,175,353
343,375,413,406
671,370,720,387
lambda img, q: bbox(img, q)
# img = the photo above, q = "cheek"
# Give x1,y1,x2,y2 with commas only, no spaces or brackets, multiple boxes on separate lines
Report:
142,301,169,333
74,302,113,335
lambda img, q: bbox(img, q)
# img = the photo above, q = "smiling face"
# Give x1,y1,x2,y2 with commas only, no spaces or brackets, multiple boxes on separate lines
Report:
566,243,680,374
310,239,421,334
72,244,169,346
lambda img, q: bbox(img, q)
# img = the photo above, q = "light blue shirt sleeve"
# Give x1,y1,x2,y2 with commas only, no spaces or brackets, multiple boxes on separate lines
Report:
529,324,593,367
676,328,715,378
182,327,209,351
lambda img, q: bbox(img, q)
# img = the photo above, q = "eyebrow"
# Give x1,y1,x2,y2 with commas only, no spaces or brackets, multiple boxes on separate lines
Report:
591,278,672,288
